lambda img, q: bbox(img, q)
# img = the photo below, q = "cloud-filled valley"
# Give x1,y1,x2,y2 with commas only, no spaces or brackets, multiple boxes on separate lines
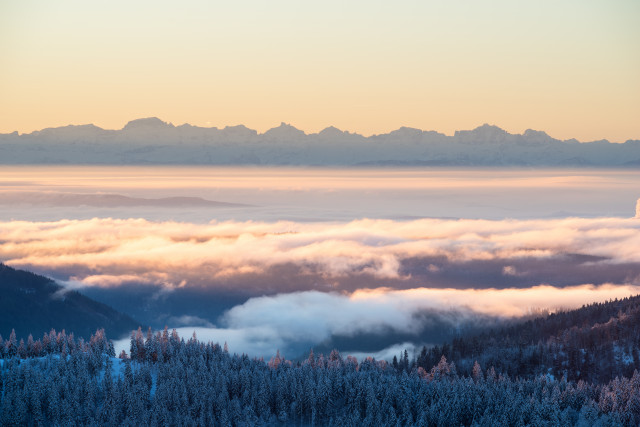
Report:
2,215,639,357
1,167,639,358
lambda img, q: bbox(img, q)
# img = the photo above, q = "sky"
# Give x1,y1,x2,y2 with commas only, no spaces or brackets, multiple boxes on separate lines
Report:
1,1,639,142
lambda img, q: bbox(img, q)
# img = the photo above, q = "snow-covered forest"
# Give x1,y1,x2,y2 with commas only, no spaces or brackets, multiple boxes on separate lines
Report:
1,324,639,426
416,295,640,385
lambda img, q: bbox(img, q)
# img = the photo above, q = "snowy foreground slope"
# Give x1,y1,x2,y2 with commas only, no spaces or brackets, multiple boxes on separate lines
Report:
2,118,640,166
1,326,639,426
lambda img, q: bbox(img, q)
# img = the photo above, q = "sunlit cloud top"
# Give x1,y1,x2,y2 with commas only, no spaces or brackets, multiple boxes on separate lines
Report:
2,216,639,295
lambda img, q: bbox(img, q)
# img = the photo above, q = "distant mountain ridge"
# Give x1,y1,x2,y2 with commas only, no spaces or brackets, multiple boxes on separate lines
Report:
0,191,248,208
1,118,639,166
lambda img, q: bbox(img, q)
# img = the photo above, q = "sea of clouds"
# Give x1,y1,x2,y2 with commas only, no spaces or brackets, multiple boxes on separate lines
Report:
2,216,639,358
1,167,639,358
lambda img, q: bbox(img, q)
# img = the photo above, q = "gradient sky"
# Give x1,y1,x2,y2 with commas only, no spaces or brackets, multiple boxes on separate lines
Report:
1,1,639,141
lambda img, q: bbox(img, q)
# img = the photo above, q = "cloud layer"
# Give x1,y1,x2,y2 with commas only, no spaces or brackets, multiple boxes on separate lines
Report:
3,216,639,358
2,216,639,294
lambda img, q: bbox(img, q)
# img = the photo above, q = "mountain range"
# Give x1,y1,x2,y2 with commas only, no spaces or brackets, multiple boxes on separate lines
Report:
1,118,639,166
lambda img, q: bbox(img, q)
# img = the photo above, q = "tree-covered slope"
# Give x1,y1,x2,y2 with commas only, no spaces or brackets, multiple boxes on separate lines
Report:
2,328,639,426
0,263,140,339
415,295,640,384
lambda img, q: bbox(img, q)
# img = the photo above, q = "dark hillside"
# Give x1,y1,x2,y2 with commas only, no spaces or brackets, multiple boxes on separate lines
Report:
0,263,140,339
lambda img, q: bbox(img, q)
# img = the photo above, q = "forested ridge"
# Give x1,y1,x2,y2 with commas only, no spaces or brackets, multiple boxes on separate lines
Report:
414,295,640,385
1,315,639,426
0,263,139,340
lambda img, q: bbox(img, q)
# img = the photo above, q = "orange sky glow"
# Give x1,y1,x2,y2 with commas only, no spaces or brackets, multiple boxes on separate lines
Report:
1,1,639,141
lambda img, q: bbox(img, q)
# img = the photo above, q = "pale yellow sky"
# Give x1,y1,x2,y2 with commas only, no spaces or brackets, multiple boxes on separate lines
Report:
1,0,639,141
